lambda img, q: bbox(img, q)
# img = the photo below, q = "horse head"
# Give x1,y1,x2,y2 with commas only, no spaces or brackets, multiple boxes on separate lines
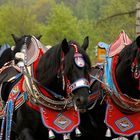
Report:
11,34,42,64
12,34,91,112
36,37,91,111
98,33,140,139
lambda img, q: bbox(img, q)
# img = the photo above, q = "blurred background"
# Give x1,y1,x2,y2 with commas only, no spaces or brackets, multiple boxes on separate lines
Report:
0,0,137,63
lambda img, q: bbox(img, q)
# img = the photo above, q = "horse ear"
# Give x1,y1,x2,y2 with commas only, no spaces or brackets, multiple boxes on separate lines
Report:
136,36,140,48
82,36,89,51
11,34,19,43
36,35,42,40
61,38,70,54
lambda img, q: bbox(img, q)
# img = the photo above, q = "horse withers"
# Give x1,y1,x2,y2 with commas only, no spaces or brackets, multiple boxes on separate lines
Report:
0,34,91,140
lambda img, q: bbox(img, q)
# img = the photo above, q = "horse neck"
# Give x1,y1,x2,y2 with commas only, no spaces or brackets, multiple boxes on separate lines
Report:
115,46,140,98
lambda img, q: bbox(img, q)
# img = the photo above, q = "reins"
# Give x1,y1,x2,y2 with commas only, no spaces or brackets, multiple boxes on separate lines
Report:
90,72,140,113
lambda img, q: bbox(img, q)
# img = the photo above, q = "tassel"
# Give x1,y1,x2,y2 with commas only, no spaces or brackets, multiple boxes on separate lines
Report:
48,129,55,139
133,134,139,140
63,134,70,140
105,127,111,137
67,133,71,140
75,127,82,137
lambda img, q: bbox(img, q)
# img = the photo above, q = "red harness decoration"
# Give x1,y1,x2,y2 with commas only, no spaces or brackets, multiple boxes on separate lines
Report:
105,55,140,136
40,107,80,134
106,98,140,136
0,75,27,118
33,48,54,99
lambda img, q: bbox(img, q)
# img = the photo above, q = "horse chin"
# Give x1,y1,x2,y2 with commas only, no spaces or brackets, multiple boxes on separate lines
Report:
74,102,87,113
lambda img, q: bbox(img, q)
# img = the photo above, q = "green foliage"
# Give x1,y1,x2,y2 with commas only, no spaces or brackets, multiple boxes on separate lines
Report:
0,1,41,45
98,0,136,41
41,2,81,45
77,19,96,61
0,0,137,63
73,0,108,20
31,0,56,24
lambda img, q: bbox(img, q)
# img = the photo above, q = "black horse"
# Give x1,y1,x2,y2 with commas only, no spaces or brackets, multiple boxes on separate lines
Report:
109,34,140,140
115,36,140,99
0,36,42,105
87,32,140,140
0,34,92,140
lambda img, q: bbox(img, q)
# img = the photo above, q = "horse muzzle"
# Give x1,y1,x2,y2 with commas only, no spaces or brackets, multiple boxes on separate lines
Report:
73,92,89,113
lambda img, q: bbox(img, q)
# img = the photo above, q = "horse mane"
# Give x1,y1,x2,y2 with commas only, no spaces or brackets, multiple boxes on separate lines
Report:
118,40,137,64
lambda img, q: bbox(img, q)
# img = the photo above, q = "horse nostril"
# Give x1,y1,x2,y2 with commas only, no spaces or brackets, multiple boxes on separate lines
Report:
76,98,81,102
76,98,81,105
75,97,88,107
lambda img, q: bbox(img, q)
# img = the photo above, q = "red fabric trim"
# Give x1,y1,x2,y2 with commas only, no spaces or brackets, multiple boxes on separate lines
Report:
26,48,51,112
26,100,39,112
111,55,122,94
19,76,24,93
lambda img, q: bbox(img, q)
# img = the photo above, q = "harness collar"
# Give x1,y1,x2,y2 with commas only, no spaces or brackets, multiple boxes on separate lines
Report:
104,55,140,113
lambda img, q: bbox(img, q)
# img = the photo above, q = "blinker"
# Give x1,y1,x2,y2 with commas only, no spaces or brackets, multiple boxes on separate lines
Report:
74,53,85,68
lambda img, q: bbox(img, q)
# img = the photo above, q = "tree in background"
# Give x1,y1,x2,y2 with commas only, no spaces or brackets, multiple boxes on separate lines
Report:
31,0,55,24
0,0,137,63
0,0,41,45
60,0,136,61
41,2,81,45
96,0,136,43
